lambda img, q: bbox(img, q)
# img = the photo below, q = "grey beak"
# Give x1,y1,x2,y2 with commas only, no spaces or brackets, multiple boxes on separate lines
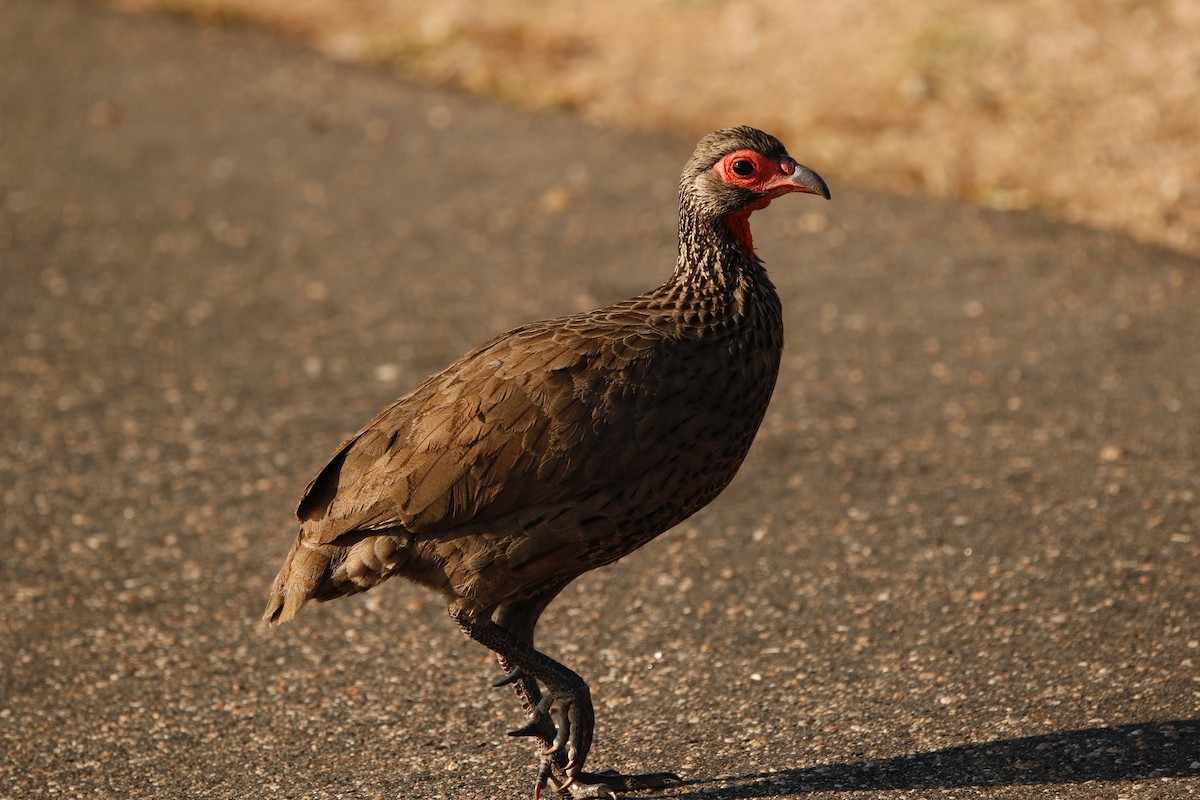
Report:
786,158,831,199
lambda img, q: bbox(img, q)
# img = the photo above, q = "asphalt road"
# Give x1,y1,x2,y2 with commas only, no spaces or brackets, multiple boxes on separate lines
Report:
1,1,1198,798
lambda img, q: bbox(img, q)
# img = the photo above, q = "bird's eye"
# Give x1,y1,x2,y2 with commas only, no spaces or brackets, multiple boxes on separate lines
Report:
731,159,756,177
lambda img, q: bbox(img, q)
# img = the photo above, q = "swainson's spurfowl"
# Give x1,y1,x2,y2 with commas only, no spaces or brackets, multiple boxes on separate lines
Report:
264,126,829,799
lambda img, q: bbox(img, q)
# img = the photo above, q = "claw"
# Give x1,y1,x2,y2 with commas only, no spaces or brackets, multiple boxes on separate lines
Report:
543,711,568,755
543,771,623,799
509,719,545,738
509,694,553,738
532,756,555,800
493,667,527,688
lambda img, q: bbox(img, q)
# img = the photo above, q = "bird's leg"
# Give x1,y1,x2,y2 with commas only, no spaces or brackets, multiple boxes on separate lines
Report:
461,598,684,799
450,602,595,796
493,587,566,749
496,653,640,799
493,653,556,743
494,593,593,796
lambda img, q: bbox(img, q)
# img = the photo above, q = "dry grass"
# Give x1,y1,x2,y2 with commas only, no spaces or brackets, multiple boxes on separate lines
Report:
109,0,1200,255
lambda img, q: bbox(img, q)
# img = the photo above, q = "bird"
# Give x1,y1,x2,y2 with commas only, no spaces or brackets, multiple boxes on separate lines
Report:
263,126,829,799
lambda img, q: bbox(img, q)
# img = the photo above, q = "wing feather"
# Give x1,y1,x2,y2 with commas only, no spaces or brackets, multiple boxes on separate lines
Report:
295,311,660,543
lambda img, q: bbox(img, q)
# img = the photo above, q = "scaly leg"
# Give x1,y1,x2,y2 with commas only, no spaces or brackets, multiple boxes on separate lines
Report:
471,595,684,799
450,601,594,798
493,585,565,750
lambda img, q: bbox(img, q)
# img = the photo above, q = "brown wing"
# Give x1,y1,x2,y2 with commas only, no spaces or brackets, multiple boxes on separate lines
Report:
295,309,664,544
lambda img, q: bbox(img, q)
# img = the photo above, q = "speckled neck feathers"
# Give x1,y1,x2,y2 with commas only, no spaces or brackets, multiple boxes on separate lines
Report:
648,159,781,343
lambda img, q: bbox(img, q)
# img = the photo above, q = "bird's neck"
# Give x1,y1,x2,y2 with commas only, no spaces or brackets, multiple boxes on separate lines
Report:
659,201,775,324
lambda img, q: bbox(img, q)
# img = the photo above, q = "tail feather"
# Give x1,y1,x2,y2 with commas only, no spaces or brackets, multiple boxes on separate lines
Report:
263,530,412,626
262,534,327,625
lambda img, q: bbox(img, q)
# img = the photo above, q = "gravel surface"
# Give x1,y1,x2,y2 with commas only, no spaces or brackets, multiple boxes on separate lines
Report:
1,2,1198,799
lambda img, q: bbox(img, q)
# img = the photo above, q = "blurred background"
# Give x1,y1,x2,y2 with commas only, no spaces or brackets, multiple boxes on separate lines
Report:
107,0,1200,255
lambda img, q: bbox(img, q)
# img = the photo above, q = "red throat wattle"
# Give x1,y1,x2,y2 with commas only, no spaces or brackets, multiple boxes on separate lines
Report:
725,198,771,257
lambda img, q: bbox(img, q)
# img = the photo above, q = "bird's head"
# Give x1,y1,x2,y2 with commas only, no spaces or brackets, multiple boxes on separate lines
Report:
681,126,829,256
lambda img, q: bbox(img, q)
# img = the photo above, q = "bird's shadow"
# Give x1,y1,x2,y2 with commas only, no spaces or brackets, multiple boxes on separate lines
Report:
655,719,1199,798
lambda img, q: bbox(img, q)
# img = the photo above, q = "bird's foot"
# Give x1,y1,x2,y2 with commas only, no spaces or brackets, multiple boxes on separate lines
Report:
537,767,683,799
448,606,599,796
513,686,593,795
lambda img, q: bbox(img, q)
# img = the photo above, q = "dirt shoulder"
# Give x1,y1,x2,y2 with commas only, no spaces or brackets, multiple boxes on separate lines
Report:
107,0,1200,256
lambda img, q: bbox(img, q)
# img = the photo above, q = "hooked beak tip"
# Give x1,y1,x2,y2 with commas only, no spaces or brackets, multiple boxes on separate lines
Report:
787,161,830,200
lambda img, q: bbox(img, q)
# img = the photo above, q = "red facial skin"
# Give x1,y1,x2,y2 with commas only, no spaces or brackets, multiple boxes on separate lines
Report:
713,148,809,256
